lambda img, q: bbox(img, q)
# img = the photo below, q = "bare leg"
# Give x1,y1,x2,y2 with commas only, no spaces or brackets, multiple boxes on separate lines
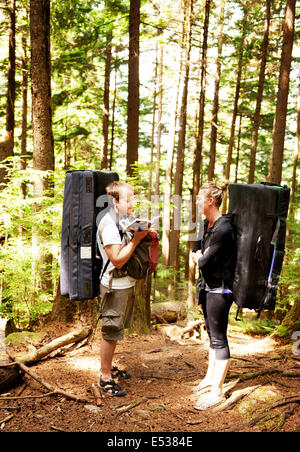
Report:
100,338,117,381
192,347,215,392
194,358,230,410
211,358,230,396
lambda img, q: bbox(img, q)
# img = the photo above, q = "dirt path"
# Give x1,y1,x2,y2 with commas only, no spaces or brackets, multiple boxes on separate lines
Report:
0,325,299,432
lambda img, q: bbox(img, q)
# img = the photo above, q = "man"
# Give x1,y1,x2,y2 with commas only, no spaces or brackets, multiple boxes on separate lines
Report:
97,181,149,396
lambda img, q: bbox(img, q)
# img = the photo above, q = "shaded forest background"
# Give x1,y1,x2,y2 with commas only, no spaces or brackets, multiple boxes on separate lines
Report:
0,0,299,336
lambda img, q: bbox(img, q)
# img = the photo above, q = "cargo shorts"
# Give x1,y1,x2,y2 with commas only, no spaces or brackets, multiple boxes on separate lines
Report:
100,284,135,341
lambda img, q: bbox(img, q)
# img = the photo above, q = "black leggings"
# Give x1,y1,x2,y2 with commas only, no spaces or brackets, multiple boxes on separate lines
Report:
200,291,233,360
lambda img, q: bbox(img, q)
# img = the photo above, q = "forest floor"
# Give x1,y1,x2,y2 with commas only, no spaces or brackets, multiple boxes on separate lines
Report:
0,318,300,433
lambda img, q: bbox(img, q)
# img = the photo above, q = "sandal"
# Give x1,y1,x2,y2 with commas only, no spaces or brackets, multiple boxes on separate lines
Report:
111,366,131,380
98,378,126,397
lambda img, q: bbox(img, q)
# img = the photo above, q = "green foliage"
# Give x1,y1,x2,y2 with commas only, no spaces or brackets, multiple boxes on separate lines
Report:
0,160,63,329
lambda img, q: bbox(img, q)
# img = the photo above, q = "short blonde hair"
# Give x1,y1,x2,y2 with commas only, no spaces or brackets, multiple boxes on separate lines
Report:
199,180,229,207
106,181,134,201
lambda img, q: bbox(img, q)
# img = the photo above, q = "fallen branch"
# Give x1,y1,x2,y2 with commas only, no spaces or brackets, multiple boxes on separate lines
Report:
229,367,300,382
50,425,65,432
0,392,56,400
91,384,102,406
0,414,14,425
6,349,88,403
113,396,159,416
181,320,204,336
17,326,92,365
212,385,259,413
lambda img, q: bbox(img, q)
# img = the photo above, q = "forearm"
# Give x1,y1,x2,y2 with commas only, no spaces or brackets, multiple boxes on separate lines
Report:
105,236,141,269
113,237,140,268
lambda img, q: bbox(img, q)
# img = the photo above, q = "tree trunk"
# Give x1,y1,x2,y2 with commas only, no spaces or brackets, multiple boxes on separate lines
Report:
162,0,185,267
130,278,151,334
101,24,112,170
169,0,193,276
235,115,242,183
208,0,225,181
49,281,98,326
187,0,210,307
289,74,300,218
248,0,271,184
126,0,140,177
268,0,296,185
6,0,16,141
0,0,15,185
154,46,163,222
30,0,55,292
20,27,29,199
148,45,158,218
222,7,247,213
281,295,300,333
30,0,54,175
109,60,118,170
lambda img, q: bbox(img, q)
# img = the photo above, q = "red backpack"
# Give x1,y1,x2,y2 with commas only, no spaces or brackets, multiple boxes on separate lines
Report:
146,230,159,274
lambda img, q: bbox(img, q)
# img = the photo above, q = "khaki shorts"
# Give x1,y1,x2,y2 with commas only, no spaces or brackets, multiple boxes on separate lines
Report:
100,284,135,341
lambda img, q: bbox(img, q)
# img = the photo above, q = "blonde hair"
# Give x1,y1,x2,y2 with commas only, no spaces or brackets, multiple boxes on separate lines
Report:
199,180,229,207
106,181,134,201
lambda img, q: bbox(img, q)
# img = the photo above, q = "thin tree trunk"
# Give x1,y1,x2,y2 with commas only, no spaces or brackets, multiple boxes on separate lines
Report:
169,0,193,277
154,47,163,222
248,0,271,184
208,0,225,181
187,0,210,306
162,0,185,267
0,0,15,185
268,0,296,185
126,0,140,177
235,114,242,183
30,0,54,292
20,31,29,195
101,26,112,170
222,8,247,213
289,73,300,218
148,45,158,218
6,0,16,142
109,61,117,170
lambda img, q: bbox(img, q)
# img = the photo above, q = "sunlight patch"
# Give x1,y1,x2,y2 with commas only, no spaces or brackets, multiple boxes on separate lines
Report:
69,356,99,374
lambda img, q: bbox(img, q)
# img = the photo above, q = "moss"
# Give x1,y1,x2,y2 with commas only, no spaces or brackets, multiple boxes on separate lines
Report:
6,331,46,345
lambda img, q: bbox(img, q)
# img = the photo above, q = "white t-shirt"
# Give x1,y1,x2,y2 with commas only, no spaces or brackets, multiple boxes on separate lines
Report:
97,212,136,290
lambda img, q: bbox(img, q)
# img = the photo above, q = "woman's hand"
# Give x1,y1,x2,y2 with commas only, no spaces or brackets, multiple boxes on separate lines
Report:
192,250,202,265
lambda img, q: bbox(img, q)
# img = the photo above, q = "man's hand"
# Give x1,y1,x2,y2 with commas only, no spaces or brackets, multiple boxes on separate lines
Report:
133,229,149,243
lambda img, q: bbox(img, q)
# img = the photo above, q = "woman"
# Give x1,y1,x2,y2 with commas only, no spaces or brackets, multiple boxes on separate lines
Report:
192,181,236,410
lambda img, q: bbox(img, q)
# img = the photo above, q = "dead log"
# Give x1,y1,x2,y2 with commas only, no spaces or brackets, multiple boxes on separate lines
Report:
0,360,24,392
0,319,24,392
181,319,205,336
17,326,92,364
151,301,187,324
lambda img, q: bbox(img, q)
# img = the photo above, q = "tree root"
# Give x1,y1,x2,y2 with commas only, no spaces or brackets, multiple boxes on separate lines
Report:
229,366,300,382
223,395,300,431
5,349,89,403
